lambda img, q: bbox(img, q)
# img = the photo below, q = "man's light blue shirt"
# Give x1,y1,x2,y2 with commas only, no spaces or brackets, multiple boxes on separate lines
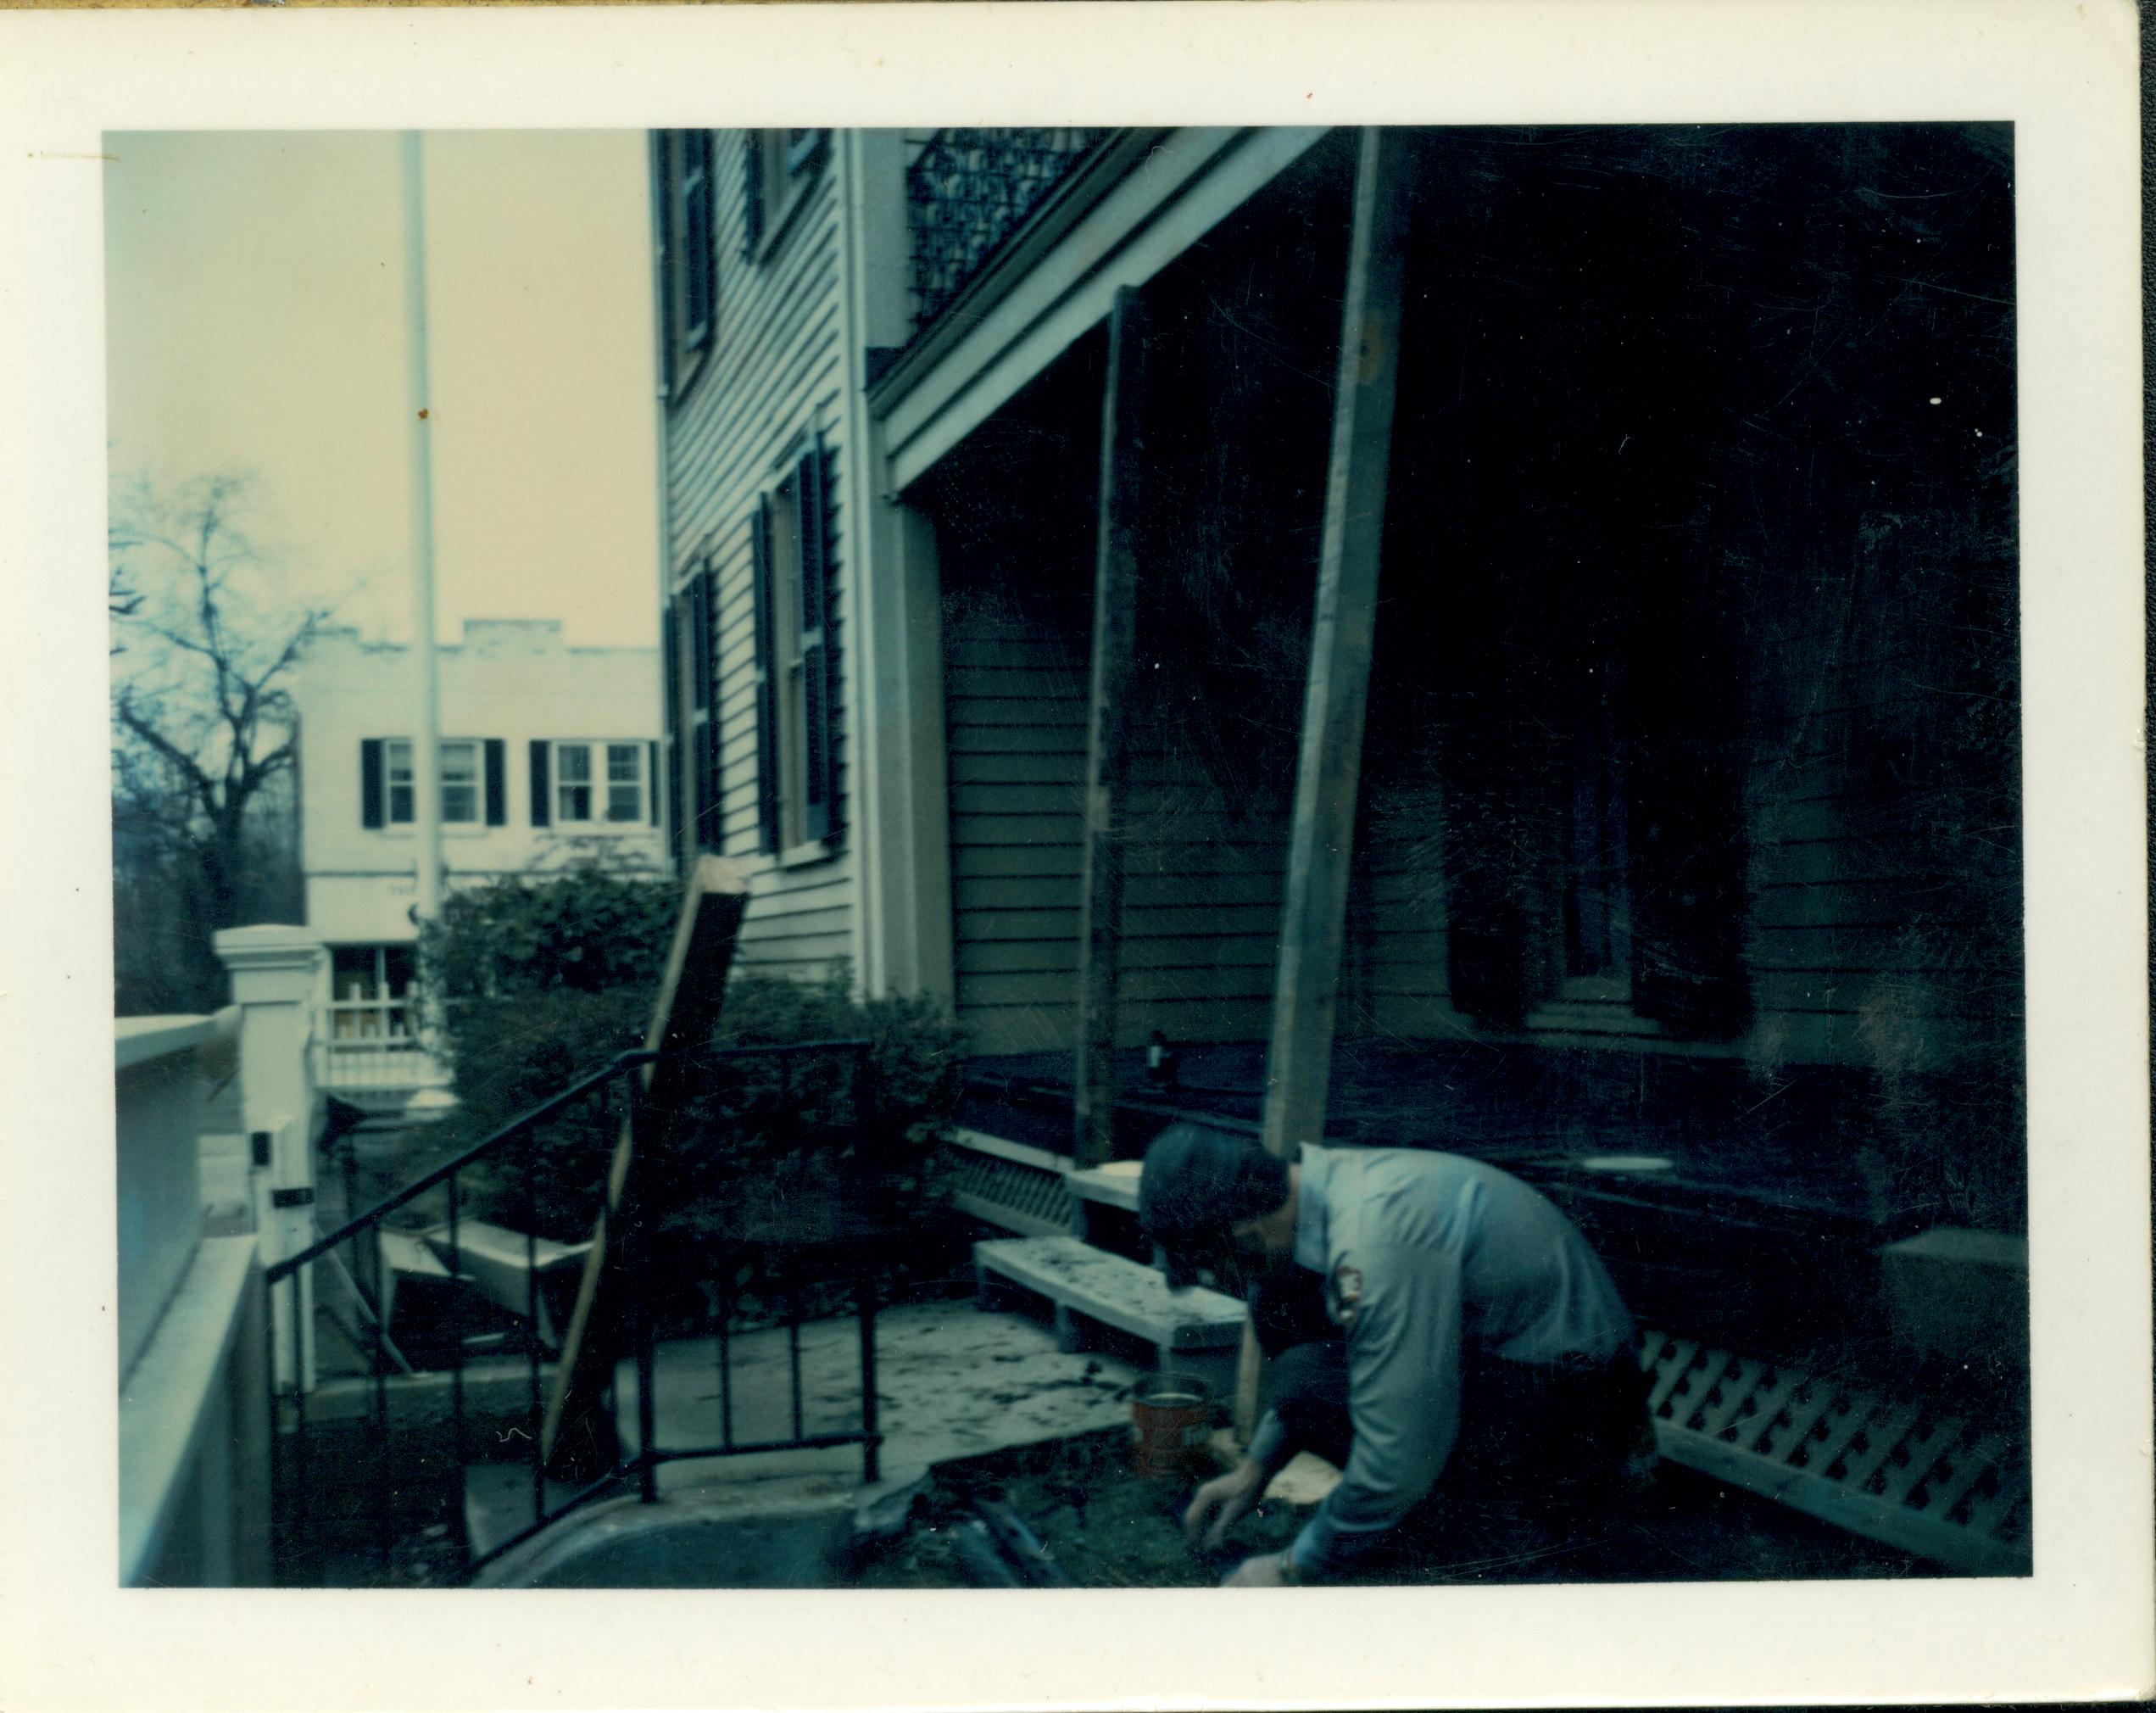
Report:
1246,1146,1635,1579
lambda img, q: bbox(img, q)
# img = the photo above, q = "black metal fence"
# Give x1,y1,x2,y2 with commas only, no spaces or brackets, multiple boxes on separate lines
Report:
262,1041,884,1587
906,128,1113,326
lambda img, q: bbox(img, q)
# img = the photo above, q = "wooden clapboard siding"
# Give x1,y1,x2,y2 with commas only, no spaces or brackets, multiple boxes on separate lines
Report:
661,131,858,988
946,608,1089,1055
1350,813,1452,1036
1735,509,2020,1071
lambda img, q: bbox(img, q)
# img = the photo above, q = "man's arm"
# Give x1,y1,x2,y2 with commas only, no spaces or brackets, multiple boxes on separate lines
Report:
1285,1242,1464,1580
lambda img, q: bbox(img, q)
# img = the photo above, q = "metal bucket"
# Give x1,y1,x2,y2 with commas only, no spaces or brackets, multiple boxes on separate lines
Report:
1131,1371,1214,1478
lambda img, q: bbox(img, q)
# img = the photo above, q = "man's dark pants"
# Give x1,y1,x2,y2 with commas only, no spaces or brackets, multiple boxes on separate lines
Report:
1248,1269,1652,1572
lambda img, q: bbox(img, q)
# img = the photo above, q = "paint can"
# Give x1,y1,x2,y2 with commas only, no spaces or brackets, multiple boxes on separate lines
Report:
1131,1371,1215,1478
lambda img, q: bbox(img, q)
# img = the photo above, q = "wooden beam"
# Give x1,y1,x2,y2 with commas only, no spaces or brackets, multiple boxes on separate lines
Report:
1240,127,1412,1441
1072,287,1150,1169
541,853,752,1476
1260,126,1412,1164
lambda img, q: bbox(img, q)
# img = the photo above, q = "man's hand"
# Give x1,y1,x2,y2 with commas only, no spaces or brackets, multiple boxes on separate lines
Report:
1220,1551,1290,1588
1184,1459,1266,1551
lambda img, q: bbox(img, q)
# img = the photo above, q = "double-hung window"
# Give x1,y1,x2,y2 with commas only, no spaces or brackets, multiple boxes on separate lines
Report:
385,740,416,825
655,130,717,399
742,128,827,260
361,739,505,829
663,556,722,864
437,741,481,825
530,740,657,829
750,439,838,853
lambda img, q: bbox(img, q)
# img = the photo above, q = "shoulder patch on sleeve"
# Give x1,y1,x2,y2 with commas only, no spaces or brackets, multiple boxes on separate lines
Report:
1326,1259,1365,1329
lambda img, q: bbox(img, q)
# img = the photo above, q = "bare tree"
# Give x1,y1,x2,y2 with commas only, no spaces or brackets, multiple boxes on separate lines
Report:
110,474,333,1008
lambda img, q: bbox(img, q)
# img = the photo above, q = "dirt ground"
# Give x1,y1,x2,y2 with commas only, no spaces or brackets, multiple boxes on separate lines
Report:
854,1426,1942,1589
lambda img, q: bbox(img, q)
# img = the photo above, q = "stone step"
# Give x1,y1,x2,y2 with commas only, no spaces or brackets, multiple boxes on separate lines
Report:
974,1235,1246,1396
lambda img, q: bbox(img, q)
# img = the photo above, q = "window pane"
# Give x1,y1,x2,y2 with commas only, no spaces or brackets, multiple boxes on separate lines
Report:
331,946,376,1001
607,744,640,781
607,786,640,823
562,785,593,822
558,745,591,784
387,740,415,824
440,742,478,824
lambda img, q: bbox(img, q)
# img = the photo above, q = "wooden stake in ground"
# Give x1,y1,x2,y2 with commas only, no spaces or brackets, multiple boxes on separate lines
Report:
1072,286,1150,1170
541,853,752,1476
1240,127,1414,1438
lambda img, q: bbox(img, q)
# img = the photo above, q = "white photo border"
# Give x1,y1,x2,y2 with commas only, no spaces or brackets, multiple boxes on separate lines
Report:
1,3,2146,1707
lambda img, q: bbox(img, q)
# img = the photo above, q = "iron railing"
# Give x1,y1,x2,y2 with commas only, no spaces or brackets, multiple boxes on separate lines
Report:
262,1038,883,1587
906,128,1113,326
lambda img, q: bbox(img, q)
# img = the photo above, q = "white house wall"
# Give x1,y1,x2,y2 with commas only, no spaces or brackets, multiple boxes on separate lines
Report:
298,621,664,946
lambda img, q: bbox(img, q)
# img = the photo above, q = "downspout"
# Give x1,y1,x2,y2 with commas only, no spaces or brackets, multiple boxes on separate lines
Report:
647,133,677,879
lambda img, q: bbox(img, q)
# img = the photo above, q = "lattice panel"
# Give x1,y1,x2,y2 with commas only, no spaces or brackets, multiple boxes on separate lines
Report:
1639,1331,2031,1576
944,1142,1073,1237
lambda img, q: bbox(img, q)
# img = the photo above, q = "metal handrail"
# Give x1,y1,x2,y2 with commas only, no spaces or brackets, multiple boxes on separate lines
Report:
269,1048,663,1281
269,1036,873,1281
264,1032,885,1587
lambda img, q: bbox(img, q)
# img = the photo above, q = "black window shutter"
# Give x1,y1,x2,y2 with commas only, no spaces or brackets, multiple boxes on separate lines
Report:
483,739,507,826
682,131,715,352
661,600,686,869
1626,560,1748,1040
1439,622,1555,1030
750,499,782,853
360,739,384,829
529,740,551,829
688,562,721,852
649,741,661,827
703,556,728,837
653,133,677,394
740,131,766,257
796,444,835,844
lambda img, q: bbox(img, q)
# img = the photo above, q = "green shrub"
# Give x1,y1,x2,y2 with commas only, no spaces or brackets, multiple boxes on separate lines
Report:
425,863,677,1006
413,870,970,1305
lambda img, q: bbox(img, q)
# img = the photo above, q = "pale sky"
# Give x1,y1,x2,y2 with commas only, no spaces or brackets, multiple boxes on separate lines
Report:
103,130,660,648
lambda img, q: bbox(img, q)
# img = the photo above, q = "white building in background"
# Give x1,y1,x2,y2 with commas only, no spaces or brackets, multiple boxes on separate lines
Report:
293,619,665,1107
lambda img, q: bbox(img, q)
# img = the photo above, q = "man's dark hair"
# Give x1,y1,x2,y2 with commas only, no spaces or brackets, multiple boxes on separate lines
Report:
1138,1123,1290,1289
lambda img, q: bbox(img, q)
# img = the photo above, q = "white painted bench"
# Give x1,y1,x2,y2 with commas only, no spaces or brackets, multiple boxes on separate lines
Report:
975,1235,1246,1396
422,1220,593,1351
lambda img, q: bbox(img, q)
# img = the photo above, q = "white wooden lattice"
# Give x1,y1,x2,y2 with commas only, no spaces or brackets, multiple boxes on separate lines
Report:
1640,1331,2031,1576
944,1140,1073,1236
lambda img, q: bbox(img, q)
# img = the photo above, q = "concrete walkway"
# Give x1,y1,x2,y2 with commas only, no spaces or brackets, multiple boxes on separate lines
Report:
471,1300,1141,1586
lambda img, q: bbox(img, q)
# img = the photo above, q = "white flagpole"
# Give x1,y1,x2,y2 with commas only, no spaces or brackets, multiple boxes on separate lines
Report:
400,131,444,929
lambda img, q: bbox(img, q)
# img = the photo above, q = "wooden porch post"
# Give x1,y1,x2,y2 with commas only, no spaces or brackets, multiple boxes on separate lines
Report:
1240,126,1413,1434
1072,287,1150,1169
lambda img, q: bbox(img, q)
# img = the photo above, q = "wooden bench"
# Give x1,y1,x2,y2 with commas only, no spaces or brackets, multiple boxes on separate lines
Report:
975,1234,1247,1396
423,1220,593,1352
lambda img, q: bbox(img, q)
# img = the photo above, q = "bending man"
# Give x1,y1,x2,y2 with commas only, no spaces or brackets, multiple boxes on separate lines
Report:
1138,1123,1652,1586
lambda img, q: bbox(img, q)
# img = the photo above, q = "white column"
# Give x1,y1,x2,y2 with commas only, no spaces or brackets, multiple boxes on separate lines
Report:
214,924,327,1392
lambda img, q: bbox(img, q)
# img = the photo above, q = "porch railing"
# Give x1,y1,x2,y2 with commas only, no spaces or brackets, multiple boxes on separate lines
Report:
313,996,442,1093
906,128,1113,326
262,1038,883,1587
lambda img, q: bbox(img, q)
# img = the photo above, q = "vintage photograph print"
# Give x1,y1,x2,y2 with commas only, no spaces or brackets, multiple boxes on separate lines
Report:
109,121,2027,1598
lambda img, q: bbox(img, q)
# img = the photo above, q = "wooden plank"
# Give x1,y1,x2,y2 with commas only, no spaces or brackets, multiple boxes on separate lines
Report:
1257,126,1412,1167
1072,288,1150,1169
975,1236,1245,1350
1238,128,1413,1441
540,854,752,1476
